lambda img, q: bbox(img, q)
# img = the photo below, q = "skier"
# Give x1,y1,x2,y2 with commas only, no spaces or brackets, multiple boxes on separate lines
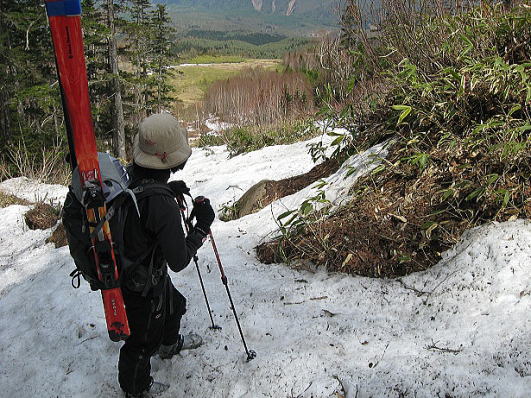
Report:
119,112,215,397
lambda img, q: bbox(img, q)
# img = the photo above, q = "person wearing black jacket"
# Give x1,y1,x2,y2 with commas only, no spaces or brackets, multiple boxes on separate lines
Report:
119,112,215,398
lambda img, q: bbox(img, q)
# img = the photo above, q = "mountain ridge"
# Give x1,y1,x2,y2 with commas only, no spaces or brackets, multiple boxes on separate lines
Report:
158,0,332,16
157,0,338,33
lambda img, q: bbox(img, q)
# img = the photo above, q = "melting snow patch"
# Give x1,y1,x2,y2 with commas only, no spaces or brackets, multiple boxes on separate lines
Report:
0,137,529,397
0,176,68,204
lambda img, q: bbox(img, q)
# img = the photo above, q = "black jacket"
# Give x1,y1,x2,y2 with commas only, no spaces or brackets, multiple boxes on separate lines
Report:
125,165,204,275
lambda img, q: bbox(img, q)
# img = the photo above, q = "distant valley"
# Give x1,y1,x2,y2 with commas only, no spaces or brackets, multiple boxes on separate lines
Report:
157,0,338,36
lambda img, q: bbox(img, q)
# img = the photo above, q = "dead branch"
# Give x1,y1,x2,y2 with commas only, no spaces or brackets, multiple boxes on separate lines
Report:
425,342,463,355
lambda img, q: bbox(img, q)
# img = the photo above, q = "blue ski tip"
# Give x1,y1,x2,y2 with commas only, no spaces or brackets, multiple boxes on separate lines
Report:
45,0,82,17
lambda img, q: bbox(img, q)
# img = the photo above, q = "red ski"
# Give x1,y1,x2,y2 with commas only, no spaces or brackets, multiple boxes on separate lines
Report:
45,0,130,341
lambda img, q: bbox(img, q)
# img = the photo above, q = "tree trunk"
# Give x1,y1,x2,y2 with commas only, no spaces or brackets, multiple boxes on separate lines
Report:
107,0,126,159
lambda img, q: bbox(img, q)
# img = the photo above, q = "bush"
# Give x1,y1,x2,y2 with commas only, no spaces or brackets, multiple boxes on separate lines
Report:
24,202,61,230
259,3,531,278
196,119,321,156
1,140,70,185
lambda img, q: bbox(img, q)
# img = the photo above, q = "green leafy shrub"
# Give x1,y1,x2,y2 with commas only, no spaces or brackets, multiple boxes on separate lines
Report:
196,119,322,156
258,4,531,278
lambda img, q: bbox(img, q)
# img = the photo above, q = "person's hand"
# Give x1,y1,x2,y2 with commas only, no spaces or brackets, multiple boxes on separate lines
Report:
191,196,215,235
168,180,190,199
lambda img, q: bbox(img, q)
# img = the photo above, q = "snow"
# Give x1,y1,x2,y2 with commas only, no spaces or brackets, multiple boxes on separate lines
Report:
0,137,529,397
204,118,233,133
0,176,68,205
179,134,335,212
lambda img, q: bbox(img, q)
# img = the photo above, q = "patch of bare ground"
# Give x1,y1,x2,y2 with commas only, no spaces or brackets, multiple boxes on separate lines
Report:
263,158,341,207
24,203,60,230
46,223,68,248
257,140,531,278
257,166,451,277
222,157,340,220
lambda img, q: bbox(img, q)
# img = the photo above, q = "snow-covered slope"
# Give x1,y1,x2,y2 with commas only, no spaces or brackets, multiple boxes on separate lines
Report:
0,137,529,397
0,176,68,205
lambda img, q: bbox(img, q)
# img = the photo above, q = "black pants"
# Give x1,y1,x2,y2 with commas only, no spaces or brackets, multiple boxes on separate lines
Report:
118,276,187,395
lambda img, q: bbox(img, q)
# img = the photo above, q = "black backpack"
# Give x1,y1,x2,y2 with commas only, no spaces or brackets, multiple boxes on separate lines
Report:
62,154,175,295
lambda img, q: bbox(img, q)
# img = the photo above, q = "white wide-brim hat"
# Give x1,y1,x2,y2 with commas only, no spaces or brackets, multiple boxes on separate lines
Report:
133,113,192,170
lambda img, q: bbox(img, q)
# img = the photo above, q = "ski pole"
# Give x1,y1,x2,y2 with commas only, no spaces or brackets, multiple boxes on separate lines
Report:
177,196,221,331
193,196,257,362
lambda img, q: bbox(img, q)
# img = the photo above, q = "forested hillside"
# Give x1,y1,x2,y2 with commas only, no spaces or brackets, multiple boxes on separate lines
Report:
1,0,177,179
159,0,338,35
158,0,335,17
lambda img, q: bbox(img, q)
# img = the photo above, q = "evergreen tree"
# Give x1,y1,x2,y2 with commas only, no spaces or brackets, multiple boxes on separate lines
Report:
82,0,113,141
105,0,126,158
123,0,153,126
0,0,178,172
0,0,61,149
148,4,174,112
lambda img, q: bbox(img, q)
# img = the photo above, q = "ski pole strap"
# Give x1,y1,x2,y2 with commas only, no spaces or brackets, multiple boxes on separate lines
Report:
45,0,81,17
176,194,187,211
70,269,82,288
177,195,196,231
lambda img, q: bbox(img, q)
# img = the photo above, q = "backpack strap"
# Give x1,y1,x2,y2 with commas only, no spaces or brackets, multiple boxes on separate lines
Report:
139,249,168,297
131,180,175,201
88,181,171,240
88,192,130,240
126,180,175,296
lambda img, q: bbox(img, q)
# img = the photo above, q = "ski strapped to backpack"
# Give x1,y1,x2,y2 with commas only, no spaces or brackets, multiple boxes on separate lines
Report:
45,0,129,341
65,166,179,298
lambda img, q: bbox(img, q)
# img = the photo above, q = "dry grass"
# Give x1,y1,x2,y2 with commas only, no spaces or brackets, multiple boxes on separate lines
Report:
170,59,281,108
4,141,70,185
24,202,60,230
0,191,30,208
259,129,530,277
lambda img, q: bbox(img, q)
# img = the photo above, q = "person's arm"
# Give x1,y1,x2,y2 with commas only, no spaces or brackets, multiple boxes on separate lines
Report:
145,195,204,272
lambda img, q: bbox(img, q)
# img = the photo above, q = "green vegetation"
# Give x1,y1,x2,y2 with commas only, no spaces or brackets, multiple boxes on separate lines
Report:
172,36,312,60
196,120,321,156
258,2,531,278
170,59,280,105
180,55,246,64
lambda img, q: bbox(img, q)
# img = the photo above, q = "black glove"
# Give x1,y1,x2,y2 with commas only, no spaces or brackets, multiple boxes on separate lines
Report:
191,196,215,235
168,180,190,199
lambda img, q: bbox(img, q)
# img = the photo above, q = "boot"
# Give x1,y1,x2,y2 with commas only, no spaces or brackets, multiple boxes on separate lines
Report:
124,377,169,397
158,333,203,359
